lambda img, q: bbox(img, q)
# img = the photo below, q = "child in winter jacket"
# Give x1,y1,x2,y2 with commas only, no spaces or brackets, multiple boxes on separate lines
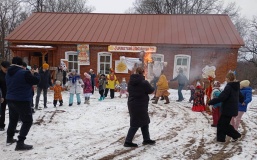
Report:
192,82,205,112
66,69,84,106
210,81,222,127
83,72,93,104
50,80,65,107
152,70,170,104
231,80,252,131
119,78,128,98
98,74,106,101
188,85,195,103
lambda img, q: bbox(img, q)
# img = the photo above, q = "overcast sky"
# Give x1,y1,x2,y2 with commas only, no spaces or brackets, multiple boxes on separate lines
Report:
87,0,257,19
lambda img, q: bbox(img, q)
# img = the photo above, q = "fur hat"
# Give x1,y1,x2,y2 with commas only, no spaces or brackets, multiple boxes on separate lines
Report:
55,80,61,85
42,63,49,69
240,80,250,88
84,72,91,79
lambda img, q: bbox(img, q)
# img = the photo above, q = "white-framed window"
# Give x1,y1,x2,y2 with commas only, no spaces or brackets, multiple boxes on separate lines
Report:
65,51,79,73
173,55,191,79
97,52,112,75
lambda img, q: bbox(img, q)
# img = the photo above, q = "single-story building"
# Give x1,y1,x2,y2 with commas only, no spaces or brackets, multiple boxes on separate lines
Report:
5,12,244,86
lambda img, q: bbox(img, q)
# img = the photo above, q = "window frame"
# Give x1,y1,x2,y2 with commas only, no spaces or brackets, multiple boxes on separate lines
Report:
97,52,112,75
173,54,191,79
65,51,79,73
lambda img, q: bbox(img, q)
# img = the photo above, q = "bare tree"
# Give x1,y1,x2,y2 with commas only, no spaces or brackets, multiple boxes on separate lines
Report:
23,0,95,13
132,0,239,15
0,0,28,60
239,16,257,67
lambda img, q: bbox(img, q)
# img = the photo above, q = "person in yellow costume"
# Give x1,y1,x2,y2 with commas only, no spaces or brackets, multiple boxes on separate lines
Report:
152,70,170,104
104,68,119,99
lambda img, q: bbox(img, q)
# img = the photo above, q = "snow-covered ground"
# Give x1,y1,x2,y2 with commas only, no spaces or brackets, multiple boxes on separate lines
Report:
1,89,257,160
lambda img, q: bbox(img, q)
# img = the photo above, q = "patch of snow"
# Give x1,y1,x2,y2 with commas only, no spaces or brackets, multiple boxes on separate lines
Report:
1,89,257,159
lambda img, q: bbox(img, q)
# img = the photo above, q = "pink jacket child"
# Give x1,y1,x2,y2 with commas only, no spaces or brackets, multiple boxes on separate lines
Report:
83,72,93,104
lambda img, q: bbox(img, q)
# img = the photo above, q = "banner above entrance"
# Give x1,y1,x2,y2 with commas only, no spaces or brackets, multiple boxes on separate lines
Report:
108,45,157,52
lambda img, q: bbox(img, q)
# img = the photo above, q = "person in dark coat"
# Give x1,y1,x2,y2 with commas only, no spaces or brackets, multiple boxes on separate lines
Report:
35,63,52,109
0,61,10,131
89,69,96,94
170,68,188,102
124,67,155,147
208,72,244,142
62,68,67,86
6,57,40,150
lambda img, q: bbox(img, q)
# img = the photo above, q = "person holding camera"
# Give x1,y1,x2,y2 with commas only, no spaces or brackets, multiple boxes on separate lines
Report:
6,57,40,150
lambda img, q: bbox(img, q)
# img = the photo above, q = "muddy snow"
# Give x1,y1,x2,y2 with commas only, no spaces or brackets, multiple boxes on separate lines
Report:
1,89,257,160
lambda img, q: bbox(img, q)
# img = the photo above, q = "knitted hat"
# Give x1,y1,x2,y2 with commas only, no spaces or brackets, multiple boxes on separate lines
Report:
42,63,49,69
55,80,61,85
71,69,76,73
84,72,91,79
12,57,23,65
89,69,93,72
240,80,250,88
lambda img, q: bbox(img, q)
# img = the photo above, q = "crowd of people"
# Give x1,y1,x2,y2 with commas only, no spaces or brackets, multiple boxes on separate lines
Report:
0,57,253,151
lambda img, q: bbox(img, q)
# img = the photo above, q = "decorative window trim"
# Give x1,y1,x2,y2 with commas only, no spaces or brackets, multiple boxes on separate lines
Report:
97,52,112,75
173,54,191,79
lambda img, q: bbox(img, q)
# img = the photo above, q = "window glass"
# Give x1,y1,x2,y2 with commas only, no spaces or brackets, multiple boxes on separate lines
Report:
182,58,187,65
98,53,112,75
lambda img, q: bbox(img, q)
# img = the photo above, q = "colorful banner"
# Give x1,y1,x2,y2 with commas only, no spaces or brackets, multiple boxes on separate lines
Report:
77,44,90,65
108,45,157,52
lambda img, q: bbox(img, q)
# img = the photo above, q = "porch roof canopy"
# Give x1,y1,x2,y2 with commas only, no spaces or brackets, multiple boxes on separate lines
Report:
9,45,56,51
5,12,244,48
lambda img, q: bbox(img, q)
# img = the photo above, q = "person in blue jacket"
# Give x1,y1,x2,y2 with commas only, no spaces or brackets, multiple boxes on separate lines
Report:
6,57,40,150
231,80,252,131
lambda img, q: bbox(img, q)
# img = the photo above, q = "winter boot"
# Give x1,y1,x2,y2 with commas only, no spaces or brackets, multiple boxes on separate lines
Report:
124,142,138,147
142,139,156,145
152,97,159,104
151,96,156,100
69,104,73,106
98,97,103,101
59,100,63,106
6,137,17,145
160,96,164,100
15,141,33,151
164,96,170,104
